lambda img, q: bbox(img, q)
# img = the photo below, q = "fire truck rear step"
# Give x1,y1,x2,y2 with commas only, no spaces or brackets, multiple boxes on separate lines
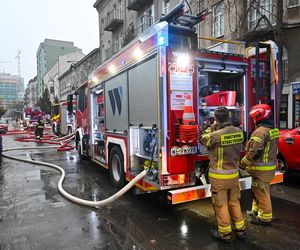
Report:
167,171,283,205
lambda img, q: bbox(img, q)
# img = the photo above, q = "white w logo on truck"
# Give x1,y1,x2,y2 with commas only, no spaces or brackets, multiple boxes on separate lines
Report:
108,86,122,116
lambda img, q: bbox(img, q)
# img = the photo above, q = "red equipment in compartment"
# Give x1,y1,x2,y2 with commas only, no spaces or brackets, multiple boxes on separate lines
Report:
204,91,236,106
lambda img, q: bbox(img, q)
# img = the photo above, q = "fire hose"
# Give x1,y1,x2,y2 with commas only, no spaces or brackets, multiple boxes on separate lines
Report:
14,133,75,151
2,145,147,208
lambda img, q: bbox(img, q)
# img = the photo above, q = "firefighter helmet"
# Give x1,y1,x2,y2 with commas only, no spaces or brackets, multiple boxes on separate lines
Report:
249,104,272,122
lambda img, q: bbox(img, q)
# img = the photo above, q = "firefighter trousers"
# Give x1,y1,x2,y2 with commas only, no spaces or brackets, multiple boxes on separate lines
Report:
210,178,246,239
251,177,272,222
35,128,44,140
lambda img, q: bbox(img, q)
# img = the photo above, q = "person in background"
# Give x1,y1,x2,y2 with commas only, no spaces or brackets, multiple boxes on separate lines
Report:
35,115,45,141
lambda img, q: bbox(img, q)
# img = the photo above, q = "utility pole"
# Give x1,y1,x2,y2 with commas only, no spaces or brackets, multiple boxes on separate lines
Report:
276,0,283,128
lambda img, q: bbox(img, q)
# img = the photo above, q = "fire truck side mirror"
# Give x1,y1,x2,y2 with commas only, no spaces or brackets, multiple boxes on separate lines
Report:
67,94,73,113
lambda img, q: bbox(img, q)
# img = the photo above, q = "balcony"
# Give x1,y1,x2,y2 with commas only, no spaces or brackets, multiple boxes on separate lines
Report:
127,0,151,11
104,43,120,61
104,9,123,32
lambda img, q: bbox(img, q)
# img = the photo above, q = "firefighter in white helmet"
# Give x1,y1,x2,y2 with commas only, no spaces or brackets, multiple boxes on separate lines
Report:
200,107,246,243
239,104,279,226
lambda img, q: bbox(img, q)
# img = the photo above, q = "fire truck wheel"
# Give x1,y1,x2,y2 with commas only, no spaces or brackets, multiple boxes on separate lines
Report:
77,140,86,160
109,146,125,188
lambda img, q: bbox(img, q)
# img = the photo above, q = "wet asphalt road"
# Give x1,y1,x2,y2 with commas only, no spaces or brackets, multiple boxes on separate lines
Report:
1,135,300,250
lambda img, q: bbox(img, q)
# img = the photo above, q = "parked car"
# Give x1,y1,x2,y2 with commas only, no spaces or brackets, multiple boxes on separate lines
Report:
0,119,8,134
278,127,300,179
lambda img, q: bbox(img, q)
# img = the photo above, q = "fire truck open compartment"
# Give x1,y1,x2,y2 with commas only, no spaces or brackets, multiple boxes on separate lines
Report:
197,56,248,140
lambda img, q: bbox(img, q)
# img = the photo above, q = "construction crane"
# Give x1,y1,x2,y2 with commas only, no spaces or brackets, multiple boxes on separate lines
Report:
15,50,21,78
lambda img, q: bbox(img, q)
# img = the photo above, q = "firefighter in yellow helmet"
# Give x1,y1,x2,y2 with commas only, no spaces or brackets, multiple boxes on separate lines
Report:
200,107,246,243
239,104,279,226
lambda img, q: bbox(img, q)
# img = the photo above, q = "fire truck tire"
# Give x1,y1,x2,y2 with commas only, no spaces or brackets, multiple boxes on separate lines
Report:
76,139,86,160
109,146,125,188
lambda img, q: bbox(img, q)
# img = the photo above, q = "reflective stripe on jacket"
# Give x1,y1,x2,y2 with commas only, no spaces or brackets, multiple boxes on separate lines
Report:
200,122,243,180
240,126,279,182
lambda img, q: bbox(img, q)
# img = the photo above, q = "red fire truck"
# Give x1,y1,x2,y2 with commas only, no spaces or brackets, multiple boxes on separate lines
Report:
71,4,283,204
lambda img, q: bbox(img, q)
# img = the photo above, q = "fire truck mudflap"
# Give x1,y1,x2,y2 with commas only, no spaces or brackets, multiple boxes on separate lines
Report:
167,171,283,205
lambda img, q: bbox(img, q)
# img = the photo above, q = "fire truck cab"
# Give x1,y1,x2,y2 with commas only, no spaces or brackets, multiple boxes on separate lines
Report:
73,4,283,204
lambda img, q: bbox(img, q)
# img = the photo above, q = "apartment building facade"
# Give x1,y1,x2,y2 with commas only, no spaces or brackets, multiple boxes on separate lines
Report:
43,51,85,103
24,76,38,107
93,0,197,63
36,39,83,99
59,48,101,101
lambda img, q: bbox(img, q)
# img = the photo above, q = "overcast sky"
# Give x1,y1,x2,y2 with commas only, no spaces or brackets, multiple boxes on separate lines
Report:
0,0,99,85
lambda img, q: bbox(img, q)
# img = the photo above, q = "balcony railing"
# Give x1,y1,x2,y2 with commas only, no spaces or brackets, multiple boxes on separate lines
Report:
104,42,121,61
104,9,123,32
127,0,151,11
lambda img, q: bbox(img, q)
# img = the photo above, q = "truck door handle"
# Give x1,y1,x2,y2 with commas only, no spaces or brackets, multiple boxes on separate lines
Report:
285,138,294,144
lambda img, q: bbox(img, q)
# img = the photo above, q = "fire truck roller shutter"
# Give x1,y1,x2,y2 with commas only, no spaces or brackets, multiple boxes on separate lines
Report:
128,56,158,127
105,72,128,133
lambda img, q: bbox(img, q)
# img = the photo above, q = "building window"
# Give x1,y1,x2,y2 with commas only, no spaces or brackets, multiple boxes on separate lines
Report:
212,1,224,38
101,19,104,33
120,32,123,48
114,35,119,53
119,0,123,19
162,0,170,15
50,86,55,94
248,0,273,30
288,0,300,7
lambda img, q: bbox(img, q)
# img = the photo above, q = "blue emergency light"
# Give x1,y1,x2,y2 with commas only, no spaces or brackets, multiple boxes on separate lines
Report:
158,35,166,46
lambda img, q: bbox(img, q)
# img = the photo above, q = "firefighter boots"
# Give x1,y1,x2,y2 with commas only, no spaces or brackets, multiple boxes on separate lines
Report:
250,216,272,227
246,210,258,219
210,229,232,243
235,230,246,240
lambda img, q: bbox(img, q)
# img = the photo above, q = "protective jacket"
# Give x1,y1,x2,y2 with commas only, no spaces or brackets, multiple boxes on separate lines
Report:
36,118,45,129
240,125,279,182
200,122,244,181
200,121,245,238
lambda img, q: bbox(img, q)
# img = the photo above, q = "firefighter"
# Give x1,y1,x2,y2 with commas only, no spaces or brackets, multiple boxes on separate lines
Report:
35,115,45,141
200,107,246,243
239,104,279,226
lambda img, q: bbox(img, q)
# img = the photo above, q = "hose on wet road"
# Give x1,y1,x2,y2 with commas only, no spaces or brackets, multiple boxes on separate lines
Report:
2,146,147,208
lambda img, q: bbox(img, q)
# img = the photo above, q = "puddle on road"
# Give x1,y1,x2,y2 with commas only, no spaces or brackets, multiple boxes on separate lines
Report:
81,210,147,249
